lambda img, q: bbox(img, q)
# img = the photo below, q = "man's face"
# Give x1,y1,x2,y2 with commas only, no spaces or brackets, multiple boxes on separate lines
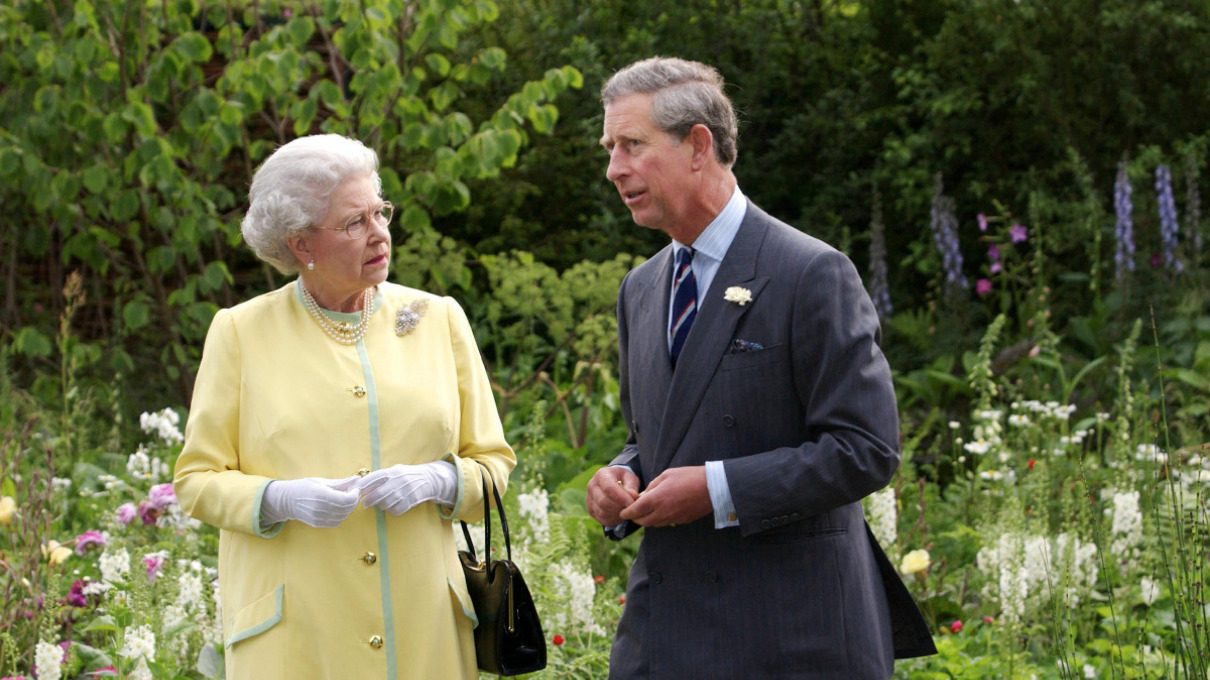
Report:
601,93,696,234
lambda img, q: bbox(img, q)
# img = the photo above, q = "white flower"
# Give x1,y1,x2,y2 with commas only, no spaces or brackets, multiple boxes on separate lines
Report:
1109,490,1143,563
723,286,752,306
140,407,183,445
1083,664,1097,679
866,488,897,549
129,658,153,680
550,561,604,635
35,639,63,680
1140,576,1160,606
100,547,131,584
120,623,156,662
517,487,550,544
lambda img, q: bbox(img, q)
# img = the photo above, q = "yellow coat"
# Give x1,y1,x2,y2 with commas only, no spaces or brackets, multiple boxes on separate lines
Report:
174,281,515,680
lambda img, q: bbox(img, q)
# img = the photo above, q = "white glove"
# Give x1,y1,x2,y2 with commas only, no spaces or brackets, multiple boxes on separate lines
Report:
357,462,458,515
261,477,360,528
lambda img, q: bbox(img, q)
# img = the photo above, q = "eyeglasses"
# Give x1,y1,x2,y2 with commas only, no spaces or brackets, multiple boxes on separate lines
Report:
313,202,394,239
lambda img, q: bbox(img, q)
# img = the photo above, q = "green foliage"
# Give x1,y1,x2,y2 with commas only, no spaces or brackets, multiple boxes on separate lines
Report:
0,0,581,405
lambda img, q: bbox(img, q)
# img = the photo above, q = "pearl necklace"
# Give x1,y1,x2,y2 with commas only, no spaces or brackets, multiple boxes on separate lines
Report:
300,285,375,345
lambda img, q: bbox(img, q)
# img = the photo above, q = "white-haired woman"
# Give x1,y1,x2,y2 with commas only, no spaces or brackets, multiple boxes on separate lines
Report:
174,134,514,680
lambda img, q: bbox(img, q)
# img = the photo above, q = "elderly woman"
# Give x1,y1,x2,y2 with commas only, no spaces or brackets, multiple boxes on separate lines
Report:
173,134,514,679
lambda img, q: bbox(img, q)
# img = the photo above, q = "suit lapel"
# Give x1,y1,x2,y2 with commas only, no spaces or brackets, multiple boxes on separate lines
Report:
652,211,771,472
630,248,675,450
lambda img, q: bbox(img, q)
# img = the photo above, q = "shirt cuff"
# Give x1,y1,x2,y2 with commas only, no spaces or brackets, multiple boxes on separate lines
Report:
705,460,739,528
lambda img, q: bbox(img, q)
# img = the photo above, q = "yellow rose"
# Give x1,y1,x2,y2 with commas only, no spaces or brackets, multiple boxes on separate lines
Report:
42,540,72,566
899,548,931,575
0,496,15,525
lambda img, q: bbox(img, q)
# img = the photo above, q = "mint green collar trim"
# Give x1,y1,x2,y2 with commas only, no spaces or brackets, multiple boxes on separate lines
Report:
292,280,385,323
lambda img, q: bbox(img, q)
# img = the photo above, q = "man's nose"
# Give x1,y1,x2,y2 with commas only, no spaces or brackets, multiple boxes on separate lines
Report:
605,148,627,183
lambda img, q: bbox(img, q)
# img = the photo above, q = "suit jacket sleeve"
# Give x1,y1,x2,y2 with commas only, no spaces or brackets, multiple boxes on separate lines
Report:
605,270,643,540
724,247,900,537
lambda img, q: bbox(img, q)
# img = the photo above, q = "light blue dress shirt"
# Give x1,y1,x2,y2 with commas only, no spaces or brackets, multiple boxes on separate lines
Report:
670,186,746,529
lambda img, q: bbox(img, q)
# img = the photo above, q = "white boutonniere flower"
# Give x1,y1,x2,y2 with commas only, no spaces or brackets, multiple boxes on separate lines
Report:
395,300,429,337
723,286,753,306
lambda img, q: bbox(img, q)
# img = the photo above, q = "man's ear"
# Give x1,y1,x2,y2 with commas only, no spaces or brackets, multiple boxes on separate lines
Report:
688,124,715,170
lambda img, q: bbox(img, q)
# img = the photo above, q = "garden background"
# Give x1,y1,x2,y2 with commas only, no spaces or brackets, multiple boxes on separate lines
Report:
1,0,1208,678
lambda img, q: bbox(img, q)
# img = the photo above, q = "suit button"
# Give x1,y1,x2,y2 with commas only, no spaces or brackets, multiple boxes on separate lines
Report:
368,635,383,649
362,552,377,565
651,571,664,585
722,415,735,428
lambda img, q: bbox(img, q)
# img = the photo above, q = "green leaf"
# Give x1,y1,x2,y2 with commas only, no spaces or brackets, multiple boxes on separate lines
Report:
79,615,119,634
82,165,108,194
174,32,214,63
12,327,52,358
123,300,151,330
425,53,451,78
196,643,224,679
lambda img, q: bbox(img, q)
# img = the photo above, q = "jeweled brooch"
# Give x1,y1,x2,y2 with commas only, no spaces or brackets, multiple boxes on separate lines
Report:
395,300,429,337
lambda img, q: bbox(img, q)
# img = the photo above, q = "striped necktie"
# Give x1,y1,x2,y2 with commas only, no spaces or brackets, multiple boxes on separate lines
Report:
669,247,697,364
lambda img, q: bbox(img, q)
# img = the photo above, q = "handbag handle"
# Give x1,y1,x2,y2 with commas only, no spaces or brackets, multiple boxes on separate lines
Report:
459,468,512,577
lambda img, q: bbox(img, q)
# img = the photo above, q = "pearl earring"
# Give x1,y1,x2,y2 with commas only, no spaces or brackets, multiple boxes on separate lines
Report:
307,259,315,271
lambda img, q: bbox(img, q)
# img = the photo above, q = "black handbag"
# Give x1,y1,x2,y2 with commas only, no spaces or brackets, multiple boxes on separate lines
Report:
458,471,547,676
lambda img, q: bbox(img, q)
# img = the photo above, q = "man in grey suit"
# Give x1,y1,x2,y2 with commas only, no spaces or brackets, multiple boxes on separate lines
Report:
585,57,937,679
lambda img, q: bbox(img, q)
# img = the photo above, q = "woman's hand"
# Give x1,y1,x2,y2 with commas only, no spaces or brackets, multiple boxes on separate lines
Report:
357,462,458,515
261,477,360,528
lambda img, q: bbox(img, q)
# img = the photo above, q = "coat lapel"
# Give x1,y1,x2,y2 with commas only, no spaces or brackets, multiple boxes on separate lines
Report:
630,248,675,451
652,212,770,472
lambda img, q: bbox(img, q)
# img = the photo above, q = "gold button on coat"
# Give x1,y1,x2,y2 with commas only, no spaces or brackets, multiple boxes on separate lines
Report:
362,552,377,565
369,635,383,649
350,385,367,398
357,467,370,477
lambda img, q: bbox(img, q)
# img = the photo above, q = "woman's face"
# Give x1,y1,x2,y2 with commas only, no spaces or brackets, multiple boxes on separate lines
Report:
296,173,392,310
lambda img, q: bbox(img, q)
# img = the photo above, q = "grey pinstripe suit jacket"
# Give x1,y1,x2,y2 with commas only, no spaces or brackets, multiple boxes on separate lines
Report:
606,202,936,679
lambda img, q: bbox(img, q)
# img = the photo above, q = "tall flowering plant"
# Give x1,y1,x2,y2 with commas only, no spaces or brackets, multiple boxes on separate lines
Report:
929,174,969,296
1154,164,1184,274
1,409,221,679
1114,162,1137,280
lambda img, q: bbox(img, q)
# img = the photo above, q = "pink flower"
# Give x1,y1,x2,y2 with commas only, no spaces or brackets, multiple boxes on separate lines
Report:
977,213,988,232
148,483,176,510
990,262,1002,275
987,245,1000,262
116,503,137,526
143,553,166,582
950,619,963,634
552,634,565,646
86,667,117,677
975,278,993,297
137,500,159,526
66,580,88,608
1150,252,1162,268
1009,224,1028,244
74,530,107,555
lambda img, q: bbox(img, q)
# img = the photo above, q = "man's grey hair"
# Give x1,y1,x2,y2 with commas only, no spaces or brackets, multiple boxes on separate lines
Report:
601,57,738,167
241,134,381,274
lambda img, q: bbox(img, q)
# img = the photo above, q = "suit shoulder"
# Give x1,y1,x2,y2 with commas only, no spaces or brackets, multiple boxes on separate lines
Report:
748,204,846,266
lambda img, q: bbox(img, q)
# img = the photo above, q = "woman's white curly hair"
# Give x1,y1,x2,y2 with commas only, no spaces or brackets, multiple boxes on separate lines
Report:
241,134,381,274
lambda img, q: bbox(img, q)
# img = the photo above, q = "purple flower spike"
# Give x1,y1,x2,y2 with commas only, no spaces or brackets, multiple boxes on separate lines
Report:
1155,165,1183,274
1009,224,1028,244
1114,162,1136,279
